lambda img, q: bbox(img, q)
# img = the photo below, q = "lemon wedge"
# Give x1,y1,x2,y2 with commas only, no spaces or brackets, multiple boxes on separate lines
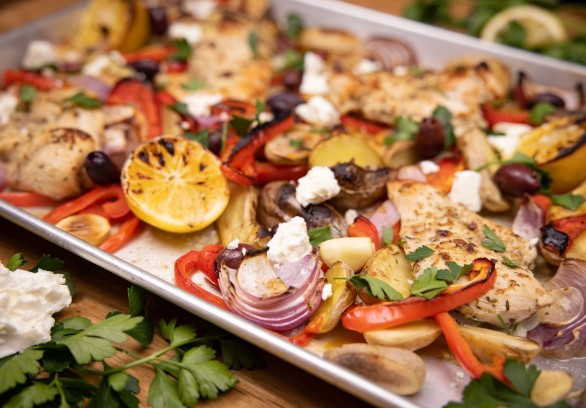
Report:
121,136,230,233
481,5,568,48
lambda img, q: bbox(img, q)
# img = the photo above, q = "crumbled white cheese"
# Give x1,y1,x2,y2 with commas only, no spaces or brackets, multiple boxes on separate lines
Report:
251,111,274,127
299,51,329,95
22,40,59,70
103,128,128,155
488,122,533,159
168,21,203,44
182,93,223,117
448,170,482,212
183,0,217,19
420,160,440,175
345,208,359,225
295,166,341,207
393,66,408,76
0,93,18,126
530,237,539,245
82,52,125,77
227,238,240,250
294,96,339,128
352,59,381,75
322,283,333,301
267,216,312,266
0,262,72,358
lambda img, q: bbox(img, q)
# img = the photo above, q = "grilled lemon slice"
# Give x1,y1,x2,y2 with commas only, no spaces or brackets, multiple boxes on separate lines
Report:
121,136,230,233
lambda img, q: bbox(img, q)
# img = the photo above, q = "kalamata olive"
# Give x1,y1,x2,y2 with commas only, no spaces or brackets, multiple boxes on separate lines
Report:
207,130,222,156
148,6,168,36
85,151,120,185
129,59,160,83
494,163,541,197
283,70,302,90
414,117,444,159
526,93,565,109
214,244,254,277
267,92,304,117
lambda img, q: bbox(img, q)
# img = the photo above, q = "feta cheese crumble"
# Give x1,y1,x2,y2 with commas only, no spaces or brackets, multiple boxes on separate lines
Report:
322,283,333,301
488,122,533,159
22,40,59,70
267,217,312,266
420,160,440,175
295,166,341,207
227,238,240,250
299,51,329,95
82,51,125,77
294,96,340,128
352,59,381,75
448,170,482,212
182,93,223,117
168,21,203,44
344,208,359,225
0,93,18,126
183,0,217,19
0,262,72,358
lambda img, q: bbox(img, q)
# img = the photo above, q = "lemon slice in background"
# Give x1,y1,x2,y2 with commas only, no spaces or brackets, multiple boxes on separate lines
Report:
481,5,568,48
121,137,230,233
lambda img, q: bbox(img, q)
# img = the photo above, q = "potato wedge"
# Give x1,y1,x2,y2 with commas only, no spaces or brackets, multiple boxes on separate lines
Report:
459,325,541,364
359,244,414,302
307,262,356,334
364,320,441,351
549,179,586,220
309,135,383,169
531,370,574,407
383,140,419,169
318,237,375,272
323,343,426,395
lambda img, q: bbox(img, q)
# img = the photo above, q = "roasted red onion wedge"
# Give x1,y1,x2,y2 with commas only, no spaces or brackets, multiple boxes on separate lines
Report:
368,199,401,239
363,37,417,71
512,195,545,241
218,249,324,331
515,71,584,110
396,165,426,183
528,258,586,358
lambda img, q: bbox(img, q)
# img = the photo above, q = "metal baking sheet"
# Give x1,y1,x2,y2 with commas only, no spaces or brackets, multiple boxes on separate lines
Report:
1,1,585,407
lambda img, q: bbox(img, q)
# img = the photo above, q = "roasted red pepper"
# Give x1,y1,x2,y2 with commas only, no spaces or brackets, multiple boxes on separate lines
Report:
340,114,389,135
174,250,230,311
222,115,296,184
0,191,59,207
348,216,380,249
530,194,552,221
211,99,257,119
255,162,308,184
100,215,142,254
197,244,224,286
434,312,506,382
3,69,64,91
481,104,530,127
426,155,465,195
106,78,162,139
123,45,175,63
341,258,496,332
43,185,130,224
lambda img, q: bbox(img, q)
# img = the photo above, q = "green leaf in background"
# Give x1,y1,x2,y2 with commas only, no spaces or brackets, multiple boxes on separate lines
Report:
432,105,455,148
185,130,210,148
19,84,36,104
384,116,419,145
169,38,192,61
530,102,556,125
0,349,44,394
285,13,304,41
497,20,527,47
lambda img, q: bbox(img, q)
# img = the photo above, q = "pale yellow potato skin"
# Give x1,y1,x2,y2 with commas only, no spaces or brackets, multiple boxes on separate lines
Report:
364,320,441,351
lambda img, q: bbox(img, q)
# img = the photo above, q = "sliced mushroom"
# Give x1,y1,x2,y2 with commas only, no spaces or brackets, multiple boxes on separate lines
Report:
323,343,426,395
264,124,325,166
329,161,389,211
459,326,541,364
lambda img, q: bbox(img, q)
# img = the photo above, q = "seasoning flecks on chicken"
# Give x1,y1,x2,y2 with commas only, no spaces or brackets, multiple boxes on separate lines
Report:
386,180,552,326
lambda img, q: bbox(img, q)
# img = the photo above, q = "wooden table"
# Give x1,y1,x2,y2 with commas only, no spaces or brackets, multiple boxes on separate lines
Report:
0,1,415,407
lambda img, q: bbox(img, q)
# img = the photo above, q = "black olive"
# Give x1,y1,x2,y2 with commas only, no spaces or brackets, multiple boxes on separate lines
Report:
148,6,168,36
129,59,160,83
526,93,565,109
283,70,302,90
414,117,444,159
207,130,222,156
494,163,541,197
540,223,569,255
85,151,120,185
214,244,254,277
267,92,304,117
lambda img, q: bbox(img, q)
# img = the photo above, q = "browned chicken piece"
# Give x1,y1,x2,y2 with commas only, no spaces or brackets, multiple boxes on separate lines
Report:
386,180,552,326
6,128,96,200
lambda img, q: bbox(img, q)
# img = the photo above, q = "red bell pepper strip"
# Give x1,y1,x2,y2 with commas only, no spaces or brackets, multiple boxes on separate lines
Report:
222,115,296,184
43,185,129,224
426,155,465,195
106,79,162,139
481,104,530,128
434,312,506,382
123,45,175,63
197,244,224,286
341,258,496,332
255,162,308,184
348,216,380,250
0,191,59,207
99,215,141,254
211,99,257,119
549,214,586,254
174,250,230,311
3,69,64,91
530,194,552,221
340,114,390,135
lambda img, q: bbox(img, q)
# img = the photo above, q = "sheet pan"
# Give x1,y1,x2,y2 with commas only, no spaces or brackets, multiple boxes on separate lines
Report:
1,1,585,407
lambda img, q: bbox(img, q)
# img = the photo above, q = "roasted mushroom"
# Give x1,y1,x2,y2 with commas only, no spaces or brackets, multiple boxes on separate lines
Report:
329,161,389,211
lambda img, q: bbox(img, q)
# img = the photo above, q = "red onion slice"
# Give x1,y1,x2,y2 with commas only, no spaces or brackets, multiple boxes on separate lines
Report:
363,37,417,71
67,75,112,101
369,200,401,238
512,195,544,241
396,165,426,183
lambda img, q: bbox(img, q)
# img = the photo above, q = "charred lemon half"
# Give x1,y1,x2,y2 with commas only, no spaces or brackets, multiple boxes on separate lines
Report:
121,137,229,233
517,115,586,193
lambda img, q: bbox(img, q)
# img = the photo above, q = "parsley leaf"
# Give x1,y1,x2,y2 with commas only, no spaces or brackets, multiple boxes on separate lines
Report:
282,49,304,71
382,226,394,245
30,254,63,272
405,245,435,261
482,225,506,252
436,261,473,284
289,138,305,148
497,313,518,335
230,115,254,137
504,359,540,397
384,116,419,145
126,285,154,346
169,38,192,61
341,275,403,301
551,193,585,210
497,20,526,48
185,130,209,147
19,84,36,104
7,252,26,271
169,102,189,116
248,31,260,59
308,226,333,247
63,92,102,109
148,367,183,408
410,266,448,299
158,318,198,347
0,349,43,393
219,337,265,370
285,13,303,41
529,102,556,125
181,78,207,91
432,105,455,148
503,256,520,268
4,381,59,407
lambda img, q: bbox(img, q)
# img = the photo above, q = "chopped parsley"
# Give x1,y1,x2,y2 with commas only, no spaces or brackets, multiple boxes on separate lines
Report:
248,31,260,59
63,92,102,109
384,116,419,145
282,49,304,71
168,102,189,116
339,275,403,301
19,84,36,104
185,129,209,147
289,139,305,148
503,256,520,268
285,13,303,41
382,226,394,245
169,38,192,61
410,266,448,299
551,193,585,210
308,226,333,247
435,261,473,284
405,245,435,261
432,105,455,148
529,102,557,125
181,78,207,91
482,225,506,252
